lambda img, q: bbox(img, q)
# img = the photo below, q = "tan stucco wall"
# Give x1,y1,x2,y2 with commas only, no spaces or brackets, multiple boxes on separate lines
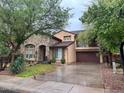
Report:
50,43,76,64
54,31,76,64
64,48,68,64
64,43,76,64
54,31,75,41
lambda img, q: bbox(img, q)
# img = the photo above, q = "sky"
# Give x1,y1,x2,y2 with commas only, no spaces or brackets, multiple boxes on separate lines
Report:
61,0,93,31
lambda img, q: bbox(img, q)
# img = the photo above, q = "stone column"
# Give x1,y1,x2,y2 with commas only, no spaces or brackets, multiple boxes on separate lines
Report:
100,53,103,64
46,46,50,60
35,47,39,63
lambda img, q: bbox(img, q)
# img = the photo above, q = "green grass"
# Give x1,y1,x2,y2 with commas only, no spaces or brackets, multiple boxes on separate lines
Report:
16,64,56,78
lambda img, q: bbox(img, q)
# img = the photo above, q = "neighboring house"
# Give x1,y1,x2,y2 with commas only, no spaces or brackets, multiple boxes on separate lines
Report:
20,30,103,64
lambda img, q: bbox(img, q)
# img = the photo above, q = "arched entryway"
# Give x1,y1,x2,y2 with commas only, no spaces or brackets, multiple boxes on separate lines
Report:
38,45,46,63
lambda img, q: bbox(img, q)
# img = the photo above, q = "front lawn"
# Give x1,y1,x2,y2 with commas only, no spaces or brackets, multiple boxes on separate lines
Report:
16,64,55,78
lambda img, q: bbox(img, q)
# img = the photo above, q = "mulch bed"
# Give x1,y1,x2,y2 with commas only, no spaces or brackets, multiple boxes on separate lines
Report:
101,64,124,91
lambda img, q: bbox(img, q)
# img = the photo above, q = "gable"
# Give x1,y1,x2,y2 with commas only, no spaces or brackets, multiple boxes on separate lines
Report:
54,30,76,35
54,31,76,41
24,34,61,47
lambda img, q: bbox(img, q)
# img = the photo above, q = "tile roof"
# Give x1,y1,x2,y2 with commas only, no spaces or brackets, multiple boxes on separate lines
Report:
50,41,74,48
52,36,62,41
54,30,85,36
54,30,76,35
71,30,85,35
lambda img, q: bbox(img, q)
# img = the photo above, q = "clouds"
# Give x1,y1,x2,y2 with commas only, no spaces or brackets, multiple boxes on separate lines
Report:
61,0,79,8
61,0,93,31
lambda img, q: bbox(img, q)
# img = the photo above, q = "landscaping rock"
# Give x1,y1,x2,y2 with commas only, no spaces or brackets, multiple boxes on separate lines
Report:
101,64,124,92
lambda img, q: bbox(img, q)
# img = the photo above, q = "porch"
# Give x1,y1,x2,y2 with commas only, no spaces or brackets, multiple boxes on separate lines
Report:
50,41,76,64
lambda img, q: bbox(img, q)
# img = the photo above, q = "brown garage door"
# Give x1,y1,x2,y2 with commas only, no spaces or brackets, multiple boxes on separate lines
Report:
76,52,100,63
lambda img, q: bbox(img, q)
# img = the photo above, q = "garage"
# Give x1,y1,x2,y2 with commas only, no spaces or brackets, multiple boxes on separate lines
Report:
76,47,100,63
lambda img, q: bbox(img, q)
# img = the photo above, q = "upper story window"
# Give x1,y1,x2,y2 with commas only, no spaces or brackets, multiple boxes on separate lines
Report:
64,36,71,41
25,44,35,59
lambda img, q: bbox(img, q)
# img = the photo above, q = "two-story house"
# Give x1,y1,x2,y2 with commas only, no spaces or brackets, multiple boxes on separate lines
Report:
20,30,103,64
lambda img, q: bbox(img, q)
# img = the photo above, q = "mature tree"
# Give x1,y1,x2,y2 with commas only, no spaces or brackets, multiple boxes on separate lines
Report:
80,0,124,67
78,28,96,47
0,0,70,64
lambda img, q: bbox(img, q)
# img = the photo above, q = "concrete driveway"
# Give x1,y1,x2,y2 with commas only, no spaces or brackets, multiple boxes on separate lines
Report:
0,63,105,93
37,63,103,88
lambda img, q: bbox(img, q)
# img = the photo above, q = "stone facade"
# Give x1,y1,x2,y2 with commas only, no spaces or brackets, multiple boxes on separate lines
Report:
20,34,60,62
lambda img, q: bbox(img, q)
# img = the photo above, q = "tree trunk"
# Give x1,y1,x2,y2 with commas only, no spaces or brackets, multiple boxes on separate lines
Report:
108,51,112,67
3,52,15,70
11,53,16,63
106,54,109,65
120,42,124,74
3,44,21,70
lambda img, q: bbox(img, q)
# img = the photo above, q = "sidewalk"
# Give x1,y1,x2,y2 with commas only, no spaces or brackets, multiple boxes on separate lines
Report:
0,75,104,93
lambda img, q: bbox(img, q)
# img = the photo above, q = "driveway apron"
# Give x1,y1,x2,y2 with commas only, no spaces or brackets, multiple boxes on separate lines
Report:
37,63,103,88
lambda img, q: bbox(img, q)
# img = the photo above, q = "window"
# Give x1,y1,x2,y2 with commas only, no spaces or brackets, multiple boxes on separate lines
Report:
25,44,35,59
64,36,71,41
55,48,62,60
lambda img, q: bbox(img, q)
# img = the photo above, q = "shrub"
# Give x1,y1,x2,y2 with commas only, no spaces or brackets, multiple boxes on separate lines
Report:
61,59,65,64
10,55,26,74
51,57,56,63
48,60,51,64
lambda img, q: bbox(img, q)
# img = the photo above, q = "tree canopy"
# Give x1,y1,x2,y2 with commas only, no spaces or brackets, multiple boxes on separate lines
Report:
78,27,96,47
80,0,124,53
0,0,70,55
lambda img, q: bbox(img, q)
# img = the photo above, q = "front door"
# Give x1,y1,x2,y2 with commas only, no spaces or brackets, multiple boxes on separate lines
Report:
55,48,63,60
39,45,46,62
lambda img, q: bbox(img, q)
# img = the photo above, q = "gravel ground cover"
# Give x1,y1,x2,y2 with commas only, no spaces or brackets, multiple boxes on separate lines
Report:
101,64,124,93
